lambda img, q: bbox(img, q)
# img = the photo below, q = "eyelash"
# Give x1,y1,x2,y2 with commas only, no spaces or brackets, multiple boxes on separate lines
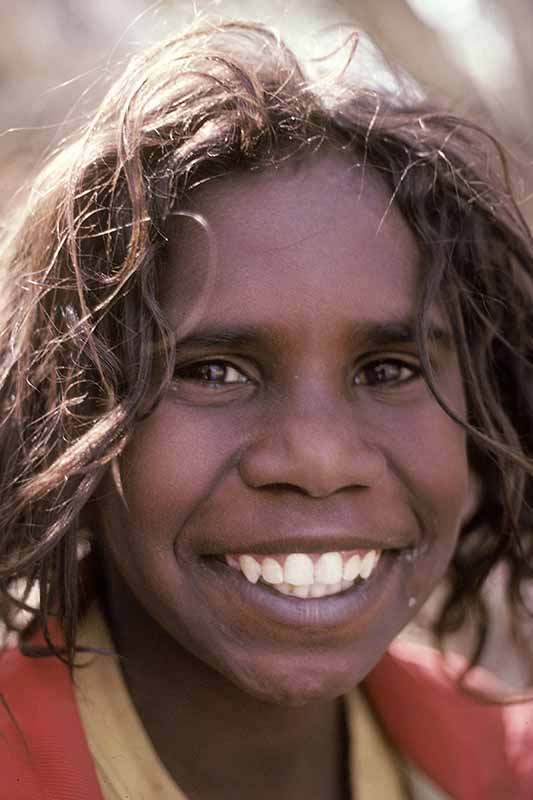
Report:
173,357,422,389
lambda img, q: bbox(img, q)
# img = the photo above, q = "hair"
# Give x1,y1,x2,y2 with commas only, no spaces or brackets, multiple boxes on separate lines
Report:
1,18,533,677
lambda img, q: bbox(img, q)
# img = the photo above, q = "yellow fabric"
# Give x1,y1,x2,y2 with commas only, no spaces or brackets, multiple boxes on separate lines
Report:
74,605,407,800
75,607,186,800
346,688,407,800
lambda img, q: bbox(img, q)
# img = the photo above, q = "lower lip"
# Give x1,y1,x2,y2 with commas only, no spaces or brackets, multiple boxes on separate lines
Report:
198,551,407,641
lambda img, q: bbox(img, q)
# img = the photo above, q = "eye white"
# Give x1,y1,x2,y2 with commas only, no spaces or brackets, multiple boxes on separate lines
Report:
224,365,247,383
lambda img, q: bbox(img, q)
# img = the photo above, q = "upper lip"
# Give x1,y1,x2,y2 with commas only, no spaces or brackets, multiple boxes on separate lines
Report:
203,532,412,556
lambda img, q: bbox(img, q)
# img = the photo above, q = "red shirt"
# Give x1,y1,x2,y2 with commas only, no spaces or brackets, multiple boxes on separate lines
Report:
1,636,532,799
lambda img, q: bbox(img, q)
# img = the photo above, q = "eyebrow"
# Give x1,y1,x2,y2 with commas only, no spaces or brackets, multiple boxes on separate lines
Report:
174,318,454,352
176,325,261,350
354,319,453,351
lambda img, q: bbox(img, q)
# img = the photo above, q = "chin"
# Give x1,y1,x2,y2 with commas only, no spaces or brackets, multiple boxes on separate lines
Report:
223,649,373,707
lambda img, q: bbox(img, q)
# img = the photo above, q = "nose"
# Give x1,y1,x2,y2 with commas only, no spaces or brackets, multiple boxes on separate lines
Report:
239,401,387,498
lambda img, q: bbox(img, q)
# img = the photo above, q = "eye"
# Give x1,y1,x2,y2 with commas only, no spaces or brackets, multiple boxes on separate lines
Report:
354,358,421,387
174,360,251,387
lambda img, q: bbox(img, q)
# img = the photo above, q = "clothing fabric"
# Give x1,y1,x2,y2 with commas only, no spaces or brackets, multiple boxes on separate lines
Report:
1,610,533,800
73,606,407,800
365,642,533,798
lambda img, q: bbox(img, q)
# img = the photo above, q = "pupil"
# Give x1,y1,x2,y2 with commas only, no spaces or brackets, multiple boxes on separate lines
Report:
375,363,398,382
201,364,225,381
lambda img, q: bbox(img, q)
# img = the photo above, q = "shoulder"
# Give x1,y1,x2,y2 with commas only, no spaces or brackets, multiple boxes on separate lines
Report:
0,643,103,800
364,641,533,800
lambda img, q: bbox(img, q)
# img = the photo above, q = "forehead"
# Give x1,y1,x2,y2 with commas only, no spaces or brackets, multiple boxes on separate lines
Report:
163,150,422,331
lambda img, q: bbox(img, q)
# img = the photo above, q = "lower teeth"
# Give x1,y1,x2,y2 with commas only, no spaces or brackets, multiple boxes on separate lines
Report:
266,578,354,599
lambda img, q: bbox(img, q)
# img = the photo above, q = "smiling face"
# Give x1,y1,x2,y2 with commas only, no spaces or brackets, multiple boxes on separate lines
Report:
96,150,476,705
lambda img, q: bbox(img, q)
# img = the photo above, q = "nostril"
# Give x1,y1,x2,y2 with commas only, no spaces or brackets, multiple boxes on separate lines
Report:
238,422,387,496
260,483,311,496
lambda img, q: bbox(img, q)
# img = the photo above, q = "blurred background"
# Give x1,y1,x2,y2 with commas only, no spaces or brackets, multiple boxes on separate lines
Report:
1,0,532,685
1,0,533,220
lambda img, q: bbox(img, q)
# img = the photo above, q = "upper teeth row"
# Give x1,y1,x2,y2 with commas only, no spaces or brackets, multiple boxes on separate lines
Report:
226,550,381,587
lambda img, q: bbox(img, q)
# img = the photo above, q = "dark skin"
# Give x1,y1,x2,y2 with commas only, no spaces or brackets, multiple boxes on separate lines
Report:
96,150,478,799
103,571,350,799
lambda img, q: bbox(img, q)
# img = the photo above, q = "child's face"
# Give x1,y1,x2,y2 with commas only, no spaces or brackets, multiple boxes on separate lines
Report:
97,149,477,705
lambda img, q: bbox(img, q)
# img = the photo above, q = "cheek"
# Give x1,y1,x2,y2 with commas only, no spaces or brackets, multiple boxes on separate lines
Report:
94,402,231,656
117,399,235,542
379,376,470,511
410,417,469,513
400,412,472,598
376,398,471,558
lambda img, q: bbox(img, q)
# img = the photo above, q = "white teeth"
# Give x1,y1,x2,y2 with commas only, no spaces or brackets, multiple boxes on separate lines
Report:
309,582,327,598
293,585,310,599
343,554,362,581
238,555,261,584
360,550,378,579
261,557,284,584
315,552,343,584
283,553,314,586
228,548,382,596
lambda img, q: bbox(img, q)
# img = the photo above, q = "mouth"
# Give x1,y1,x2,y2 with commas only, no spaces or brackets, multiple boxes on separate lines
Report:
224,549,381,599
193,536,414,639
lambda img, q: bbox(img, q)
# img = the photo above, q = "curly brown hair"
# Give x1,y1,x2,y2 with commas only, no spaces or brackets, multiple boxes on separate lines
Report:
1,19,533,674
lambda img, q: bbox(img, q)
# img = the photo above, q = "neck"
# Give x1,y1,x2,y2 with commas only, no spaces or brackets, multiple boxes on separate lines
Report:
102,566,352,800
